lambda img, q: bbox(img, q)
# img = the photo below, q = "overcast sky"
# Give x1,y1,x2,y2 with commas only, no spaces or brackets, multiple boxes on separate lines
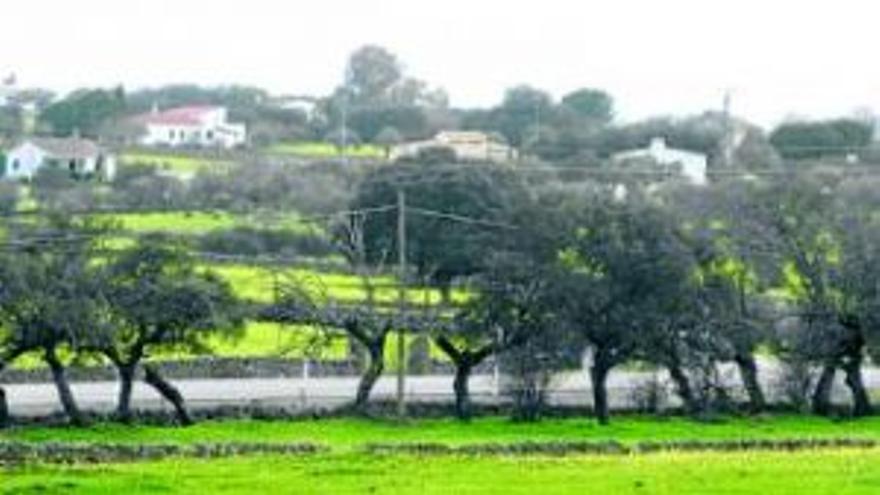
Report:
2,0,879,127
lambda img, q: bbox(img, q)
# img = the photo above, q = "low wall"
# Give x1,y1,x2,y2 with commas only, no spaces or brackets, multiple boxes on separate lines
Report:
0,357,494,384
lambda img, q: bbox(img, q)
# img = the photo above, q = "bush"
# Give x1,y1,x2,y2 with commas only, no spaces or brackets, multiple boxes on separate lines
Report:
775,359,814,413
0,181,20,215
109,167,187,210
196,227,334,258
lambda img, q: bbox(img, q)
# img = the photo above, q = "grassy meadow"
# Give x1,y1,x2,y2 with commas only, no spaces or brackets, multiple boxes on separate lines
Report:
120,152,232,175
266,141,384,159
4,416,880,494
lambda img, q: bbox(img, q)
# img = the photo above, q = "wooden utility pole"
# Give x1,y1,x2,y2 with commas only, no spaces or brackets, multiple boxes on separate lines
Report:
396,189,408,419
722,90,735,168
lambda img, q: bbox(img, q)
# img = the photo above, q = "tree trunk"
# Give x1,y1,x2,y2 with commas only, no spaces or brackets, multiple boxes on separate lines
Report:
45,348,85,426
735,354,766,413
115,363,137,423
812,364,836,416
354,341,385,410
0,387,8,428
590,358,612,425
453,362,473,421
842,355,872,417
144,365,193,426
667,363,697,414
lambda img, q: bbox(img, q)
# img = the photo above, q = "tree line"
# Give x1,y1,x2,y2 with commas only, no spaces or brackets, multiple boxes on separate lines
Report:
269,162,880,423
2,162,880,426
4,43,875,168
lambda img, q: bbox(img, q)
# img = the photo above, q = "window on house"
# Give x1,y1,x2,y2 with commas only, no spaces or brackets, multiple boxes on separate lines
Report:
12,160,19,171
206,130,214,140
169,129,175,140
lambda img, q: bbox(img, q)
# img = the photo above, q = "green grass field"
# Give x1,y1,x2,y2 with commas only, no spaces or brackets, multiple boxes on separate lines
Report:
120,152,232,175
267,141,384,159
6,450,880,494
96,210,319,236
5,416,880,494
6,415,880,447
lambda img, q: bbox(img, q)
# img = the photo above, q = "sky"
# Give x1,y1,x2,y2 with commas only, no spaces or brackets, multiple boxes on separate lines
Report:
2,0,880,128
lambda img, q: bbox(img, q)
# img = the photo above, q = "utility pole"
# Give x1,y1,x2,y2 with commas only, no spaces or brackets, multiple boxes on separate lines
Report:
722,90,734,168
340,66,352,166
396,189,407,419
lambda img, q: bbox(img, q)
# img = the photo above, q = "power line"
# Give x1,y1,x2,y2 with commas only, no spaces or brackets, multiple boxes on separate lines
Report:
407,207,520,230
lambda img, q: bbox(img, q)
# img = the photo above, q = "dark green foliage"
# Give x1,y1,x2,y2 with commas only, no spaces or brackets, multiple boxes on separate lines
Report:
487,85,554,148
196,227,334,258
99,240,244,422
109,164,186,210
351,162,529,287
560,89,614,124
769,118,873,159
39,87,126,137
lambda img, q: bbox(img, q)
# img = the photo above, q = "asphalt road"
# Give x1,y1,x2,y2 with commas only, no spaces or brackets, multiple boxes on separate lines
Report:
4,359,877,417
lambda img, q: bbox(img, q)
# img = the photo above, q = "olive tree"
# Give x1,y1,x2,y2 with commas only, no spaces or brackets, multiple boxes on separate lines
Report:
0,220,109,425
97,240,243,424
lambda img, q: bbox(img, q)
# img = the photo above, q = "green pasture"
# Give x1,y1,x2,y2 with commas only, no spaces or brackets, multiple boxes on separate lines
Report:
266,141,384,159
210,264,467,306
94,210,319,236
8,415,880,447
120,152,231,175
6,416,880,494
5,450,880,494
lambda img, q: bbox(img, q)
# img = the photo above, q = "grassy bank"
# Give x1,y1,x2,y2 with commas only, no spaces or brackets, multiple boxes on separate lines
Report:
4,443,880,494
6,415,880,448
5,416,880,494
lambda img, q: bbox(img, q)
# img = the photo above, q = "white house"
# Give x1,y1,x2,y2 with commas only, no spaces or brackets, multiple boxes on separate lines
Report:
612,137,708,185
132,105,247,149
391,131,517,163
4,137,116,180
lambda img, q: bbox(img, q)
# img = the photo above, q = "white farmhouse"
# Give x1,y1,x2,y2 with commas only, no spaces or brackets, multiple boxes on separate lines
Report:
132,105,247,149
611,137,707,185
391,131,517,163
4,137,116,180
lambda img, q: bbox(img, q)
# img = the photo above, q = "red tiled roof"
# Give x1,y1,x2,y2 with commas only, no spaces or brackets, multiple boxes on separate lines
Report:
132,105,219,126
26,137,103,159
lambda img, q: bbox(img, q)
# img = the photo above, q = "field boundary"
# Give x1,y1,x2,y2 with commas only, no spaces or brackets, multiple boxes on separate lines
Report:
365,437,880,456
0,441,325,465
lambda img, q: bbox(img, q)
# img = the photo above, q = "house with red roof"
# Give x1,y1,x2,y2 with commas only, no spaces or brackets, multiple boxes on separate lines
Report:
131,105,247,149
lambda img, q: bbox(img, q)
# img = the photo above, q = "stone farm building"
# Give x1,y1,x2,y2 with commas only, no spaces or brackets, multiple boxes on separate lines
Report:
131,105,247,149
3,137,116,181
391,131,517,163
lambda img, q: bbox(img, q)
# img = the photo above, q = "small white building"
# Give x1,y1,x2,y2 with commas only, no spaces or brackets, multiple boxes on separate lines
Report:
391,131,517,163
4,137,116,180
132,105,247,149
612,137,708,185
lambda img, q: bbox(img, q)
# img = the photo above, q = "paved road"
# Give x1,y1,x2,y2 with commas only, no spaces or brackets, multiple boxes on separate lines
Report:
4,359,879,417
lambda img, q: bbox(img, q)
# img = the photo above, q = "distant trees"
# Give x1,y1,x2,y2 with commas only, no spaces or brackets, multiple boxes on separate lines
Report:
346,45,404,106
486,85,554,149
351,162,530,292
373,126,403,159
769,118,874,160
319,45,450,144
39,87,126,137
560,89,614,125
